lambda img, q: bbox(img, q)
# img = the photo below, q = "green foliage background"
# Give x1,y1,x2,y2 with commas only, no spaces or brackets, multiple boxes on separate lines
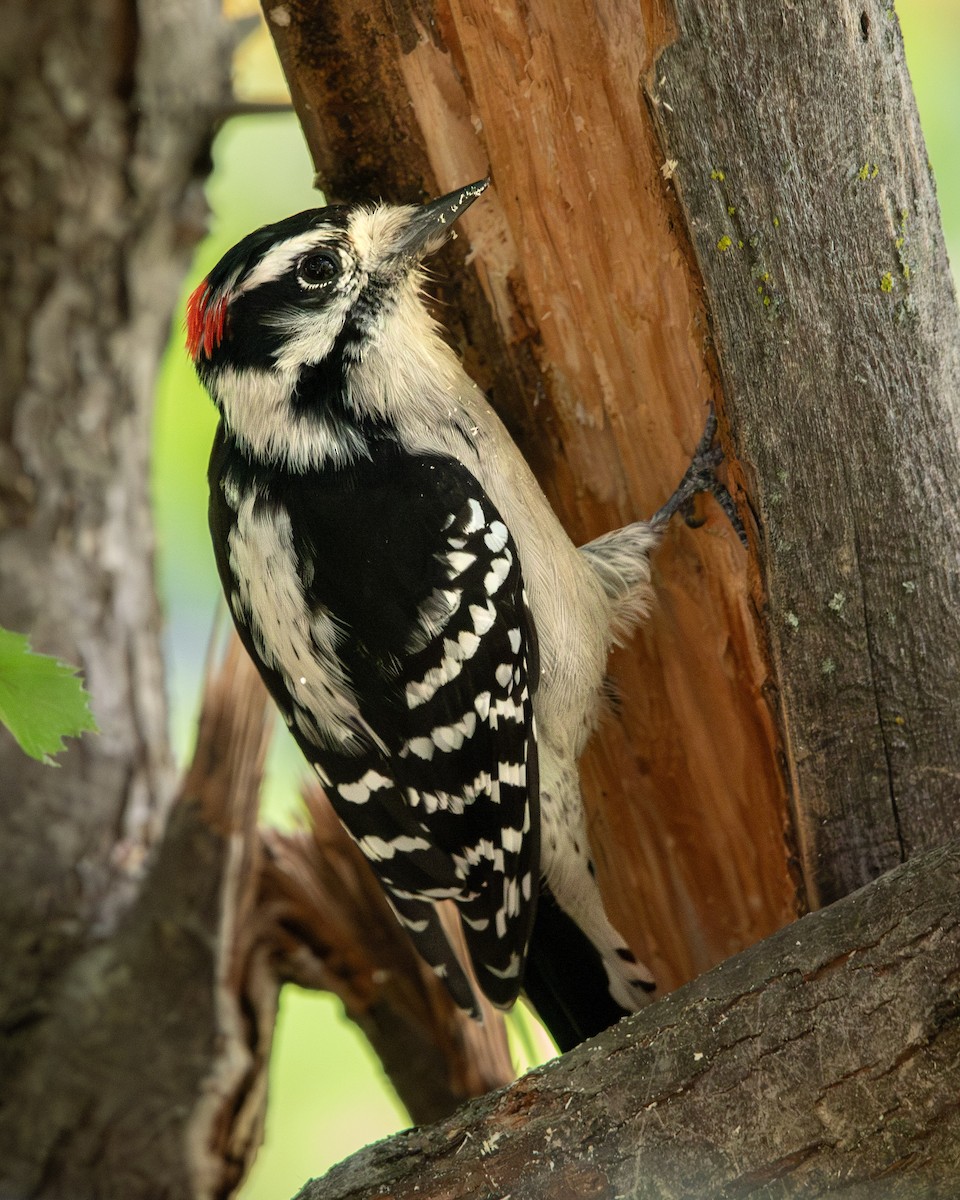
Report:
151,2,958,1193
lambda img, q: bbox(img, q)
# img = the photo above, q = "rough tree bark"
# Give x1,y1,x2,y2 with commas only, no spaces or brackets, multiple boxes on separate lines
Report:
0,2,268,1195
647,0,960,905
298,840,960,1200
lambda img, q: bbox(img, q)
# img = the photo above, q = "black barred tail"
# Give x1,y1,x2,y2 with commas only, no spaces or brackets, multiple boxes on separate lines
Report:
523,887,655,1053
388,893,481,1018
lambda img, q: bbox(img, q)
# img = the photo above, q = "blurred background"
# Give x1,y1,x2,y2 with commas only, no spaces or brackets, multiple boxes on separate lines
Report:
151,2,959,1194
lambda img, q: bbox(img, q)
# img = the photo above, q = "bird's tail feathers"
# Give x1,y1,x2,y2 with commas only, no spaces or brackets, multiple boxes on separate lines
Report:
522,884,655,1052
388,892,481,1018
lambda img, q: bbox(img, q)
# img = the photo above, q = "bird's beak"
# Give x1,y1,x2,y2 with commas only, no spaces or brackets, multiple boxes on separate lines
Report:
392,179,489,261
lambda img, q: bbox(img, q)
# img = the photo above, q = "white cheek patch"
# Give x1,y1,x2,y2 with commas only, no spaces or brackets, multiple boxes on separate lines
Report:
268,292,358,374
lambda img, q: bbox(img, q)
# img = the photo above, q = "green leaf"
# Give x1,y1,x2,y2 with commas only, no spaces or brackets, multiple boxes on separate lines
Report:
0,626,98,763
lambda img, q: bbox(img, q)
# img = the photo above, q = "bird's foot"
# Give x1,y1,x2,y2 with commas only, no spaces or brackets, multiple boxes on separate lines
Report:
651,405,747,547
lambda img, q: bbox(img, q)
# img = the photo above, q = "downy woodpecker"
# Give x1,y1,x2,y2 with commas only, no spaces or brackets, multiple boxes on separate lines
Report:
187,180,718,1050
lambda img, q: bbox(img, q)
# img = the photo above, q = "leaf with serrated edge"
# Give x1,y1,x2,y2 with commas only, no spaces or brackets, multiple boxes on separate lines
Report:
0,627,98,764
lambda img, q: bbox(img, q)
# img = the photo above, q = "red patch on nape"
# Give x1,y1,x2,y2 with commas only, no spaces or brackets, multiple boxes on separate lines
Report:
185,279,230,361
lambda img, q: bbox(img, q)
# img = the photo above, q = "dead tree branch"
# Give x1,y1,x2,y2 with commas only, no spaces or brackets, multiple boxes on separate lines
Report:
298,840,960,1199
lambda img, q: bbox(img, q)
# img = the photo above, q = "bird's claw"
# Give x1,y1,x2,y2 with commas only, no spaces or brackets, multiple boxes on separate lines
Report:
652,406,747,547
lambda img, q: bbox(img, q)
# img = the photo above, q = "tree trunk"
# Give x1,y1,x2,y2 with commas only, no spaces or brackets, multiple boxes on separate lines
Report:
262,0,960,990
297,839,960,1200
648,0,960,905
0,2,246,1195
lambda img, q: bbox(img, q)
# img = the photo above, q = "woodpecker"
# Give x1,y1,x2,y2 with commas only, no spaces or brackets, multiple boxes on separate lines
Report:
187,179,723,1051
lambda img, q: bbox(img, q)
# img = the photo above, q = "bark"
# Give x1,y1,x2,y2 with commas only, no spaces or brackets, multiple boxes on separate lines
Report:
4,641,276,1200
0,0,214,1040
647,0,960,906
297,839,960,1200
0,2,255,1195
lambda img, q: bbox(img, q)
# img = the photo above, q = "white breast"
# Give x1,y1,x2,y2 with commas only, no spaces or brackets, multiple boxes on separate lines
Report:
227,488,384,755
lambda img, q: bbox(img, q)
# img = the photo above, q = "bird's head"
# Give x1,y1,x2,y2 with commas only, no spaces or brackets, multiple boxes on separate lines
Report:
186,180,489,468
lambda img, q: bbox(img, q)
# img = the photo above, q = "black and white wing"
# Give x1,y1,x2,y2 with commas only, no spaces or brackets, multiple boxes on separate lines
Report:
210,436,540,1012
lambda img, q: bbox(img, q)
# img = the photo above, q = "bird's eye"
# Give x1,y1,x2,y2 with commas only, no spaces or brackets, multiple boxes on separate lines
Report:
296,252,339,287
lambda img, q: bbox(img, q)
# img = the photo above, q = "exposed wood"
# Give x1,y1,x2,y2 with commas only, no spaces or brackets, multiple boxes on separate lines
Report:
647,0,960,904
261,0,798,994
296,839,960,1200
